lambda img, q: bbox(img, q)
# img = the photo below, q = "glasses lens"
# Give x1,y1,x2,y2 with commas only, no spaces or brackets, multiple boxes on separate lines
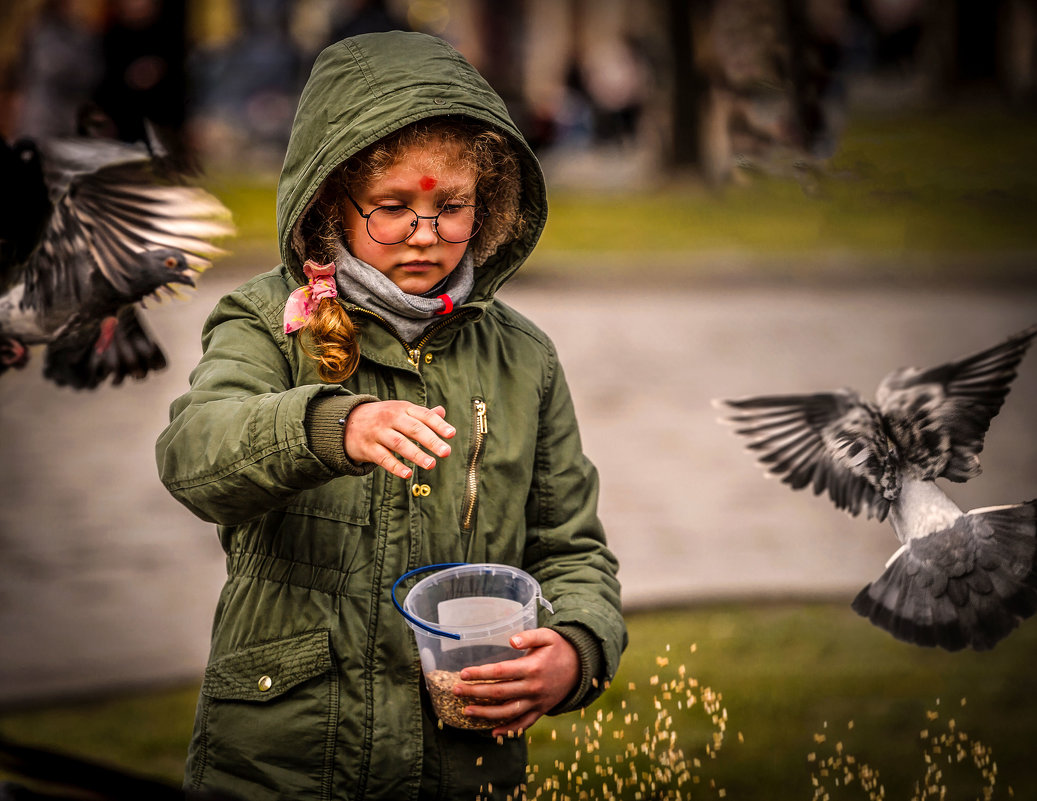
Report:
366,207,417,245
435,205,480,243
366,206,480,245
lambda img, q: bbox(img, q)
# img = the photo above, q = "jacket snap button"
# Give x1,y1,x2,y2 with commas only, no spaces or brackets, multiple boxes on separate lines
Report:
424,353,433,364
258,675,273,692
433,98,446,105
411,483,431,497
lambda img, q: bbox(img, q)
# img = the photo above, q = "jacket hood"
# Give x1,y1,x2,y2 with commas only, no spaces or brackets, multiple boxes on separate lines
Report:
276,31,547,297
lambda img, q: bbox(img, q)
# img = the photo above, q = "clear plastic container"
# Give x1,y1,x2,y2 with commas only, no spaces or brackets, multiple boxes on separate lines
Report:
393,562,553,729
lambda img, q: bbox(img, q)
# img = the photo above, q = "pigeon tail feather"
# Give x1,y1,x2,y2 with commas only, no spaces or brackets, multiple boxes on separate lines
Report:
852,500,1037,651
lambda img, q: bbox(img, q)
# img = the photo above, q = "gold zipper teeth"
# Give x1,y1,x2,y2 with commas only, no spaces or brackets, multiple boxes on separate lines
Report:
350,306,473,366
461,399,487,532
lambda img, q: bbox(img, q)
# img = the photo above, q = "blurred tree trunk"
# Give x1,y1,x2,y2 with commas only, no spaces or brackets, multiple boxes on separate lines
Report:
999,0,1037,103
680,0,846,185
478,0,533,135
891,0,1036,105
664,0,708,168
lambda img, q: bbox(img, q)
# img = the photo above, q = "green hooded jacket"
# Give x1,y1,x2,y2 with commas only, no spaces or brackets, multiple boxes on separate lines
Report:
156,31,625,800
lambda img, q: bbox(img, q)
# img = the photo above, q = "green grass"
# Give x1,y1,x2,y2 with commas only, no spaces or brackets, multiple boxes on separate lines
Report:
202,168,282,246
535,107,1037,262
527,603,1037,800
3,602,1036,799
201,106,1037,284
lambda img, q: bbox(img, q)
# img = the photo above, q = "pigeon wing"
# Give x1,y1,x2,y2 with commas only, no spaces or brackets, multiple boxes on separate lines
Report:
876,324,1037,482
717,390,892,520
43,305,167,389
852,500,1037,651
22,137,234,315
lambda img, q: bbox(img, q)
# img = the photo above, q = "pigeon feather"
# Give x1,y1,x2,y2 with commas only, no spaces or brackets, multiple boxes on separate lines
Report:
719,389,893,520
716,324,1037,651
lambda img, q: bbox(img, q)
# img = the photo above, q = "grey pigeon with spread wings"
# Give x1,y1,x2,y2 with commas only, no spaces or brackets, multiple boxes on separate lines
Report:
0,135,234,389
716,325,1037,651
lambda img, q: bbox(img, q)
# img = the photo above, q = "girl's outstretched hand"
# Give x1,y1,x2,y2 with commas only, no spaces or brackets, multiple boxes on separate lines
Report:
344,401,454,478
453,628,580,738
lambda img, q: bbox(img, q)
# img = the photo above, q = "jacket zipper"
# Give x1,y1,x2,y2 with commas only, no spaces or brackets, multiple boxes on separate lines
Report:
349,306,475,367
460,398,487,534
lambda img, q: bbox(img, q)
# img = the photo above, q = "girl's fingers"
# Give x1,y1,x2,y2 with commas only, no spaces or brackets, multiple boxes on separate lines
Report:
457,698,538,738
370,445,413,479
450,628,578,736
343,400,454,475
382,426,446,470
459,659,524,686
404,407,455,453
454,677,525,705
462,695,524,719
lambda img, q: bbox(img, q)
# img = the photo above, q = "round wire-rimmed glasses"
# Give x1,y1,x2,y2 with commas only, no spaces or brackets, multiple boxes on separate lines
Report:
345,190,482,245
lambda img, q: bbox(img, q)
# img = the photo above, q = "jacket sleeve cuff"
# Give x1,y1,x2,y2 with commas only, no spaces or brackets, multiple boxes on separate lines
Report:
547,623,606,715
304,394,380,476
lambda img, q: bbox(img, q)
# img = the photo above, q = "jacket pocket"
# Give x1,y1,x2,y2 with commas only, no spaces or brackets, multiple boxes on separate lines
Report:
189,629,338,800
287,472,373,526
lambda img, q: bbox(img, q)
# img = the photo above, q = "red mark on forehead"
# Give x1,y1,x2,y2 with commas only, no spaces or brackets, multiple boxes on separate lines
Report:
419,175,438,191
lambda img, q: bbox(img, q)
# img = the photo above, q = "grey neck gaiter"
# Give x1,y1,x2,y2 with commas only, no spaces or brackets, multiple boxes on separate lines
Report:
333,246,474,342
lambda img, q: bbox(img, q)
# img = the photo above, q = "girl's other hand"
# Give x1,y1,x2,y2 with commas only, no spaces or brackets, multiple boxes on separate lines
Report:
453,628,580,738
344,401,454,478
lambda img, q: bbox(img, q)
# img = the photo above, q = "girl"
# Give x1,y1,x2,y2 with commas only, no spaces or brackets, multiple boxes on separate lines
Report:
157,31,626,801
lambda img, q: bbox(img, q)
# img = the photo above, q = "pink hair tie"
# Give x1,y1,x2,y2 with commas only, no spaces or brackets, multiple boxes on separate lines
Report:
284,260,338,334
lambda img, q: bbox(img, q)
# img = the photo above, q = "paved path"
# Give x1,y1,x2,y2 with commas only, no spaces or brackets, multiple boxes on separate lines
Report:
1,261,1035,704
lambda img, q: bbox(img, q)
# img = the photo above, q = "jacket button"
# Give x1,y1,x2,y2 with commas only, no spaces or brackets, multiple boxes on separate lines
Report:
258,675,273,692
424,353,434,364
411,483,431,497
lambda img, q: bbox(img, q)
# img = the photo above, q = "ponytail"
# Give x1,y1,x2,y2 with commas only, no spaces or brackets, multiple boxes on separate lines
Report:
300,298,360,383
283,259,360,384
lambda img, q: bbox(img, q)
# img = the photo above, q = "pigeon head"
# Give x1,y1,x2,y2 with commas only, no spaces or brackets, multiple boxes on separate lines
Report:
122,249,195,298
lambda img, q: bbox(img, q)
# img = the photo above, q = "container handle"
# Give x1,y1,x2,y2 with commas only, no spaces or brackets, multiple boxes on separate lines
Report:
391,562,554,641
391,563,467,640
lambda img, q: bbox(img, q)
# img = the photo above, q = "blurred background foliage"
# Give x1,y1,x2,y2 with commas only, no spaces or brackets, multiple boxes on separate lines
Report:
3,0,1037,278
207,106,1037,246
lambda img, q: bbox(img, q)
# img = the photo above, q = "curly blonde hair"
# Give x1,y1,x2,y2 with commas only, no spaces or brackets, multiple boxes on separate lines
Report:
296,117,525,383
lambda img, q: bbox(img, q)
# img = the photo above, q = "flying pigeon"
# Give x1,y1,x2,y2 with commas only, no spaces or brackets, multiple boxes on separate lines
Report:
715,324,1037,651
0,133,234,389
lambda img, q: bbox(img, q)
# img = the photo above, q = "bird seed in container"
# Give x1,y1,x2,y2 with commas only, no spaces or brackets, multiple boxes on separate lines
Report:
425,669,509,730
